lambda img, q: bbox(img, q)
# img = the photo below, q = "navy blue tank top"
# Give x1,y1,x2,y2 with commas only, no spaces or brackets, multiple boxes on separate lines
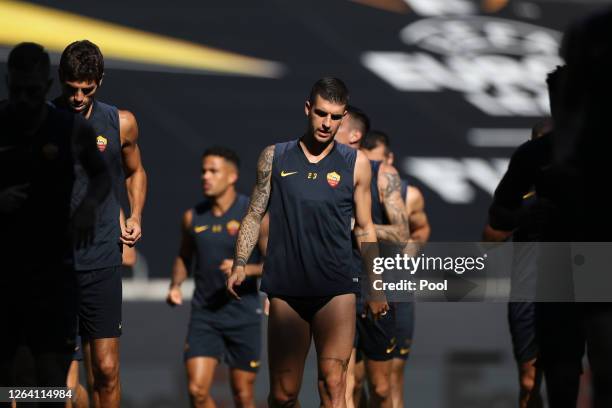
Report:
400,178,408,202
58,100,123,270
261,140,359,297
191,194,260,310
369,160,386,225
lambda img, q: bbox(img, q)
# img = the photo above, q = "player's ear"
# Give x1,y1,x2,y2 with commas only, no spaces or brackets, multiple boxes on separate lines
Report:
229,170,238,185
387,151,394,166
305,100,311,116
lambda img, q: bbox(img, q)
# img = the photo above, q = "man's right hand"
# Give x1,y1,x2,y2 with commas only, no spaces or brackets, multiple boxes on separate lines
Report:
227,265,246,300
167,285,183,306
0,183,29,214
367,299,390,320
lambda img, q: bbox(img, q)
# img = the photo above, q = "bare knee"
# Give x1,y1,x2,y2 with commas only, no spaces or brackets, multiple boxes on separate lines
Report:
320,369,346,400
189,381,211,404
269,379,300,408
94,356,119,387
370,376,391,401
519,361,538,394
268,391,299,407
233,386,254,407
520,373,536,394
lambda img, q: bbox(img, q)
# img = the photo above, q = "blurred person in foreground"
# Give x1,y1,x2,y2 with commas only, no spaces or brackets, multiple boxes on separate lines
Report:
534,8,612,407
0,42,109,406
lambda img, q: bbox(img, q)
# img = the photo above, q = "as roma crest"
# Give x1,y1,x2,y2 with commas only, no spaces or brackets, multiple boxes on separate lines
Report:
226,220,241,236
327,171,341,188
96,136,108,152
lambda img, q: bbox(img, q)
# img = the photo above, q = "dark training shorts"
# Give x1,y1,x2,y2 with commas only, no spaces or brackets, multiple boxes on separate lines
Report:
355,304,397,362
184,305,262,372
270,294,336,322
77,267,122,339
392,301,415,360
72,335,83,361
508,301,538,363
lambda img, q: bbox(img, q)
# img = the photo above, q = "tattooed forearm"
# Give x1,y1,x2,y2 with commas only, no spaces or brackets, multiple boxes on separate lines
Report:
354,229,371,238
375,225,418,256
374,224,405,242
233,145,274,270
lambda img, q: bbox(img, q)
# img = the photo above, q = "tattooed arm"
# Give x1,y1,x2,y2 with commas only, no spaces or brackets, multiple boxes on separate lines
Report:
353,150,389,318
374,163,411,244
227,145,274,298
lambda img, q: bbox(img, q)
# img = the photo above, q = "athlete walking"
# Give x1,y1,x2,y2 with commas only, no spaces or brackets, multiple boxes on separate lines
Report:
228,77,388,408
335,107,409,408
168,147,267,408
53,40,147,408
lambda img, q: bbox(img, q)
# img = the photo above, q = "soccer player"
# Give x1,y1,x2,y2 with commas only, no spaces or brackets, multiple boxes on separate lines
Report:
167,147,267,408
53,40,147,408
359,129,432,407
335,107,410,408
360,130,430,244
0,42,109,404
227,77,388,408
483,67,561,408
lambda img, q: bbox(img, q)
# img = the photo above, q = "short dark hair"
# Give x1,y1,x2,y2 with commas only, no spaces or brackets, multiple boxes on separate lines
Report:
361,130,390,151
8,42,50,78
202,146,240,169
308,77,349,105
59,40,104,84
347,105,371,135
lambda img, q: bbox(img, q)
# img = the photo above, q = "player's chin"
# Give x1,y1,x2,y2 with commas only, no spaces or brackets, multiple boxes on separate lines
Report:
314,130,333,142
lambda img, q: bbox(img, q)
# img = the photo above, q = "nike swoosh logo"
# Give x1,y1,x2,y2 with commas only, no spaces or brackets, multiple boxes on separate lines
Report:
281,171,298,177
194,225,209,233
386,344,397,354
400,348,410,355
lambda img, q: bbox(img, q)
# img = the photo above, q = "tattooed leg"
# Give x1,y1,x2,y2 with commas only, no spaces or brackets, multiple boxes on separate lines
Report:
312,294,356,408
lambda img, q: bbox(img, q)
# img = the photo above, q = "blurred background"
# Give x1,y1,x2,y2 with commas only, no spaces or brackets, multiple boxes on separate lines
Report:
0,0,607,406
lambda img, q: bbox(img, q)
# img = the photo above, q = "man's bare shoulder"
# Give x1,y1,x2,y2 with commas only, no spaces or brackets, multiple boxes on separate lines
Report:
118,109,138,143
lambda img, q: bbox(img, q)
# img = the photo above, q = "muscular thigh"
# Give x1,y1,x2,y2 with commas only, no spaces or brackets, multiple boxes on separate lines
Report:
312,294,356,365
268,297,312,391
187,357,218,390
